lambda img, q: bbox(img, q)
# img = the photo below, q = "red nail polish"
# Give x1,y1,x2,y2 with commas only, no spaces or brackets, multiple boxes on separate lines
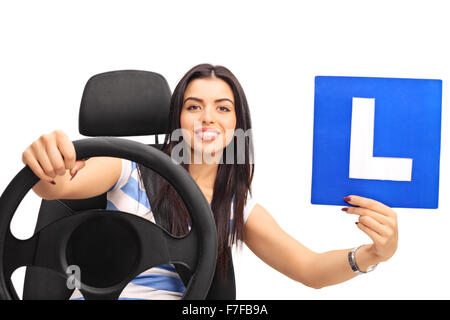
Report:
50,181,56,185
341,207,348,212
70,170,78,181
355,222,359,225
343,196,352,202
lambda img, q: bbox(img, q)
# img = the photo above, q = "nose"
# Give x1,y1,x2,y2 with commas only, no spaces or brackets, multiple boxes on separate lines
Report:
200,104,215,124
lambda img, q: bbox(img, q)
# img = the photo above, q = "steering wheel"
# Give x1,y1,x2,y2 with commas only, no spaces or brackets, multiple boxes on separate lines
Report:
0,137,217,300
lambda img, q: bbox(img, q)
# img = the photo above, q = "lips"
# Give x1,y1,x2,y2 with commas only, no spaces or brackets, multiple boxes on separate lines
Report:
194,128,221,141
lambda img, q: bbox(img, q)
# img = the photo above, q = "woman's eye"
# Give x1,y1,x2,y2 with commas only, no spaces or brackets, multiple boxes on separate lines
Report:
218,106,230,112
187,105,200,110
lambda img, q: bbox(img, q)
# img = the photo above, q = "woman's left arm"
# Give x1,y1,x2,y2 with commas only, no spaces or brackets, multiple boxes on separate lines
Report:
243,195,398,289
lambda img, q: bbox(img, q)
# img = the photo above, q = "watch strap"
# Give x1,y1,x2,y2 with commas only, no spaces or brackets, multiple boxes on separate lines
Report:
348,245,378,274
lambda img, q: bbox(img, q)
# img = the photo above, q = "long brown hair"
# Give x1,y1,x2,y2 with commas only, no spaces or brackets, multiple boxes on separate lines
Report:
137,63,254,279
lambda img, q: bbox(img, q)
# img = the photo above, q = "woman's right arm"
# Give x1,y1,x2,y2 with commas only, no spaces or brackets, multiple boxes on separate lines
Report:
22,130,122,200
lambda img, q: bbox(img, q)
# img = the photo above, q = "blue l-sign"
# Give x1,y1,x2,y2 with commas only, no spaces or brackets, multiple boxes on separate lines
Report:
311,76,442,209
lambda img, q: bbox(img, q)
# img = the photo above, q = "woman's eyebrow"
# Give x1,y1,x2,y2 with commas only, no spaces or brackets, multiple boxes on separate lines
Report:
183,97,234,105
216,98,234,105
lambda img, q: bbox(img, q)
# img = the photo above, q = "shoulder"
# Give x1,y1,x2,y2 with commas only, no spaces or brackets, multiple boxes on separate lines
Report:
243,201,282,244
243,193,258,224
108,158,137,192
244,199,277,231
106,159,151,215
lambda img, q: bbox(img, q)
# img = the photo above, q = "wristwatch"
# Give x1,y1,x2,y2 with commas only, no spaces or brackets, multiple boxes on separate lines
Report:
348,245,378,274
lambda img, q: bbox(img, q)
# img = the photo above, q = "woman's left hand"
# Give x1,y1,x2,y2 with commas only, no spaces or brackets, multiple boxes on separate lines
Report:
343,195,398,262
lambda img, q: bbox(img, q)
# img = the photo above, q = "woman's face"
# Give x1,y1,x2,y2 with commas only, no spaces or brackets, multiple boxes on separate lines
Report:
180,77,237,161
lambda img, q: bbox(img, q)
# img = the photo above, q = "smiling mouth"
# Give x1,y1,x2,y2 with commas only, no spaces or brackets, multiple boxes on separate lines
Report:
194,130,220,141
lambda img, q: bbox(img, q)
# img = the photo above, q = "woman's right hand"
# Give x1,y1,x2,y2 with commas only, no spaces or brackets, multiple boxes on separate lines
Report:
22,130,86,185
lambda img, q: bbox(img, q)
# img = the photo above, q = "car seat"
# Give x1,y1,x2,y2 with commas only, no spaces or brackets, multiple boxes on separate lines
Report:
21,70,236,300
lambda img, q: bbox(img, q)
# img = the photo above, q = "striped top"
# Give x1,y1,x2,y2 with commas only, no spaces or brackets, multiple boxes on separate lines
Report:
70,159,256,300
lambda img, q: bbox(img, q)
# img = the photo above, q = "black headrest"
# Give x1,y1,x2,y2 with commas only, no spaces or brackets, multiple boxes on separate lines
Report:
79,70,172,137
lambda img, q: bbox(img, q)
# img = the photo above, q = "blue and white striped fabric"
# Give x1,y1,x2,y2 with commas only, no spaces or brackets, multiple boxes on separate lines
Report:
69,158,256,300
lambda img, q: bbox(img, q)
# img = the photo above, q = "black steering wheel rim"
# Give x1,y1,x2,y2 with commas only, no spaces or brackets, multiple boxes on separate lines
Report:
0,137,218,300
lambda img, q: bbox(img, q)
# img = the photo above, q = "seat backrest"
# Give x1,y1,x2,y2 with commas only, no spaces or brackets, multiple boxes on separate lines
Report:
22,70,236,300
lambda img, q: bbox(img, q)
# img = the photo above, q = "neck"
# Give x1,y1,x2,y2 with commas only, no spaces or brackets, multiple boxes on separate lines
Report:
188,150,221,190
188,162,219,190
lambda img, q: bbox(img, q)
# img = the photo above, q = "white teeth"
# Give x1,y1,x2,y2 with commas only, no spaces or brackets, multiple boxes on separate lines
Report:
196,131,218,141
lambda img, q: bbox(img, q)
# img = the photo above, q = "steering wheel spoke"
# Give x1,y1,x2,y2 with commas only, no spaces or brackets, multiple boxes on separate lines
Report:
2,232,40,279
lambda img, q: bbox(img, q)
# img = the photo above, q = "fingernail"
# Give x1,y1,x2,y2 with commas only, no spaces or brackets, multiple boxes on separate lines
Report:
341,207,348,212
50,181,56,185
70,170,78,181
343,196,352,202
355,222,359,225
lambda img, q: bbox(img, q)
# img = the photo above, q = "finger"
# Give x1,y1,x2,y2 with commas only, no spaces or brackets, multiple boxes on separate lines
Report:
46,142,67,176
344,195,394,217
356,221,383,244
342,206,390,225
74,159,86,171
54,132,78,174
30,141,58,179
358,215,390,237
24,151,56,183
69,160,86,180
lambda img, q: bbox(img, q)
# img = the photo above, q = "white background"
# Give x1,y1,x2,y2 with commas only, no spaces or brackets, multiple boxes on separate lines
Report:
0,0,448,299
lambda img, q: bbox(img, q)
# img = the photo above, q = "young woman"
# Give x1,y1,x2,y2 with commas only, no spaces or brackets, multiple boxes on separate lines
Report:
22,64,398,300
